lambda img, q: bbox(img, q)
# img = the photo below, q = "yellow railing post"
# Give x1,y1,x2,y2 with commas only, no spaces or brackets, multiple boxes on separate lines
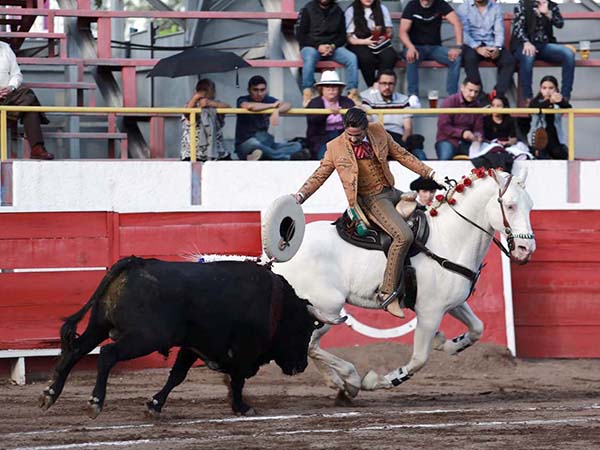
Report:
189,110,197,162
1,109,7,161
567,110,575,161
378,111,384,125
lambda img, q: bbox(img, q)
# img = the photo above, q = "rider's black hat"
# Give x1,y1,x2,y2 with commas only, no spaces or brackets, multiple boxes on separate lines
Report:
410,176,442,191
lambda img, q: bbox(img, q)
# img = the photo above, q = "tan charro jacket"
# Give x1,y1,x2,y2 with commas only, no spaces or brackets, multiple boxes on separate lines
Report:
298,122,434,207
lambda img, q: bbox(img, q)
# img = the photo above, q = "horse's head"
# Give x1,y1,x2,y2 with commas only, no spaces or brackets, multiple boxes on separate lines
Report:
486,169,536,264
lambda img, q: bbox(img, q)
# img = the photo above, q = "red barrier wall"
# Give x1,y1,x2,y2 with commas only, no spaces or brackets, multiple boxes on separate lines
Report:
512,210,600,358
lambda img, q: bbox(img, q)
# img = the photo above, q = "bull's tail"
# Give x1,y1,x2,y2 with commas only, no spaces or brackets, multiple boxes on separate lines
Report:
60,256,139,352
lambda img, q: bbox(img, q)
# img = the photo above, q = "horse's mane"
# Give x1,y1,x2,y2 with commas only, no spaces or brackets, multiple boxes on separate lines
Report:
427,168,512,217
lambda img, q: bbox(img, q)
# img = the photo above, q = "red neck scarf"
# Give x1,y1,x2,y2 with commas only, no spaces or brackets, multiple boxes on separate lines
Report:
352,140,372,159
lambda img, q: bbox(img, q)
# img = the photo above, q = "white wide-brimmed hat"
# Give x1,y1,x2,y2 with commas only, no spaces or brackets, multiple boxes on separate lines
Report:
314,70,346,87
262,195,306,262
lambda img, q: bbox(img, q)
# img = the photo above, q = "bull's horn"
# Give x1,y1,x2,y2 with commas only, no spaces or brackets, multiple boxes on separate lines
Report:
306,304,347,325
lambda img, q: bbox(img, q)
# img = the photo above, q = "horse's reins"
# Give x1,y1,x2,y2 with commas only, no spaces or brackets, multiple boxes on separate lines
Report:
413,173,533,298
446,174,515,259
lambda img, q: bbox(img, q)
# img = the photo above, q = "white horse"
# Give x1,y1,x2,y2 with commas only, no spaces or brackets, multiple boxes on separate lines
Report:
272,168,536,404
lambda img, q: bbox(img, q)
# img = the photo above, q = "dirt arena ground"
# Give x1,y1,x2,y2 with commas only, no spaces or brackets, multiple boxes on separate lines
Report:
1,342,599,450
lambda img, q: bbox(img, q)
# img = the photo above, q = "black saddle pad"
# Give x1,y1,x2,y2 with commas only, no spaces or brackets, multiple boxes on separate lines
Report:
333,208,430,258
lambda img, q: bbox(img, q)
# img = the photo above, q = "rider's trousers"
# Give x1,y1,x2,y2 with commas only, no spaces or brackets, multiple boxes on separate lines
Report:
360,188,414,296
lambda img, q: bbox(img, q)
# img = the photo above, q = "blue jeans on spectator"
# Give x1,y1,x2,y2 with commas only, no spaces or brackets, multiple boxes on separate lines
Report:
513,43,575,100
236,131,302,160
316,129,344,159
435,140,471,160
403,45,462,96
301,46,359,90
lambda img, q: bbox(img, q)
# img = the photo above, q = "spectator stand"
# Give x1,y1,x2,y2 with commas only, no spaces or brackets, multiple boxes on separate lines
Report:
0,3,598,158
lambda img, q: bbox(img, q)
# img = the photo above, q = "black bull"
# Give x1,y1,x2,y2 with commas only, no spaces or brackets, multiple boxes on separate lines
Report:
39,257,344,417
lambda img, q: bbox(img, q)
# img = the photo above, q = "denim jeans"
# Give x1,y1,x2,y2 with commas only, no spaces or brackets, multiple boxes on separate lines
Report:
235,131,302,160
514,43,575,100
404,45,462,96
301,46,359,90
435,140,471,160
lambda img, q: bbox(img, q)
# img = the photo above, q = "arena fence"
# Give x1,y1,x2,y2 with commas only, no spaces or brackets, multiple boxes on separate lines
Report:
1,106,599,162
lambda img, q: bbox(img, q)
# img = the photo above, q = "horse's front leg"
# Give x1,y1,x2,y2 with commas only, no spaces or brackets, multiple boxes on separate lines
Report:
436,302,484,355
308,325,362,405
362,311,443,390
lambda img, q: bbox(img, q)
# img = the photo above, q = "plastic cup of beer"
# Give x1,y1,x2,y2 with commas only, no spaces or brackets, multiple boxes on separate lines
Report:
428,90,439,108
580,40,591,60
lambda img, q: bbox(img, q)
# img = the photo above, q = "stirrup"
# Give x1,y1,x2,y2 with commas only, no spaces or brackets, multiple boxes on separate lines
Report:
379,290,400,309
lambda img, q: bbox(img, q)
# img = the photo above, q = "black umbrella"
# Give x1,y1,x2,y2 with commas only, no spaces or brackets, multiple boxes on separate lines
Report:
147,48,251,86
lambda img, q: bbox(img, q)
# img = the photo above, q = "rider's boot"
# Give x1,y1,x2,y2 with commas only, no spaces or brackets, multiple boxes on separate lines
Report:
377,274,406,318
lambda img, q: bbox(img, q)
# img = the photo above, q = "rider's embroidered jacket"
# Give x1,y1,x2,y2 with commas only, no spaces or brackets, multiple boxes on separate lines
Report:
298,122,434,207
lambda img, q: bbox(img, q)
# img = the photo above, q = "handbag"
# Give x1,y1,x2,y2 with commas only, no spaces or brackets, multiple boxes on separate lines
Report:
369,38,392,55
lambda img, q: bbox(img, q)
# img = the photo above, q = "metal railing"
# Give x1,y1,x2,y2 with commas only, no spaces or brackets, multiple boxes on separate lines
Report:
1,105,598,162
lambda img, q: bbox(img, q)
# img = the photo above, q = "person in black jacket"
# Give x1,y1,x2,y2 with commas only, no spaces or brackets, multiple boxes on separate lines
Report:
297,0,360,106
511,0,574,106
521,75,571,159
305,70,355,159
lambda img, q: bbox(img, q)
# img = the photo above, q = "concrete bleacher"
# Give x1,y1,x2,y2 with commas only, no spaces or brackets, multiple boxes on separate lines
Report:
1,2,599,159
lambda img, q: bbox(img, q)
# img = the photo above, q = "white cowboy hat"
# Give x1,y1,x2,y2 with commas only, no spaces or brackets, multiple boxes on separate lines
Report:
314,70,346,87
262,195,306,262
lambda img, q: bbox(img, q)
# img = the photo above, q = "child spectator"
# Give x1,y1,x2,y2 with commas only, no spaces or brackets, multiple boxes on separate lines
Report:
181,78,230,161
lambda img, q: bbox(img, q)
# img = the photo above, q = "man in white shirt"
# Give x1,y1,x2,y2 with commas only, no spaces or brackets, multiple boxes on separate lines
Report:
0,41,53,159
360,69,427,160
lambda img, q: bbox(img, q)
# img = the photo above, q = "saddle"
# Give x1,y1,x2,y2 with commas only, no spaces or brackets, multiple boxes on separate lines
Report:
333,195,430,310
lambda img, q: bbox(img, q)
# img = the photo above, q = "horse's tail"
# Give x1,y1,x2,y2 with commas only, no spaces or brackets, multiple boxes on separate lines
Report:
60,256,137,352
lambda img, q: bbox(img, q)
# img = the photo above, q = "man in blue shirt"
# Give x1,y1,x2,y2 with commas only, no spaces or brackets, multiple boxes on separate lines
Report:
235,75,305,160
457,0,516,99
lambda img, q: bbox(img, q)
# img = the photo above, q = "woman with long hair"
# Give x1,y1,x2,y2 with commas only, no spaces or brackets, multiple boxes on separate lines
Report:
345,0,398,87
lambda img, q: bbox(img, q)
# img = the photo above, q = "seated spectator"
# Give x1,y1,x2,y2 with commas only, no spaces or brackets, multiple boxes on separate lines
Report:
457,0,516,101
181,78,230,161
296,0,361,106
470,96,532,169
235,75,305,161
360,69,427,160
511,0,574,106
400,0,463,100
523,75,570,159
344,0,397,88
435,77,483,160
409,176,442,209
306,71,355,159
0,41,53,159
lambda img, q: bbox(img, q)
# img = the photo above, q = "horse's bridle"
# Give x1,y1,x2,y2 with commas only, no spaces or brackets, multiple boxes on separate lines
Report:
445,174,535,261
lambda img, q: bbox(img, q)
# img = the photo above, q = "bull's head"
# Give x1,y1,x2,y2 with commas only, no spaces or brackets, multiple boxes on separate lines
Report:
273,298,346,376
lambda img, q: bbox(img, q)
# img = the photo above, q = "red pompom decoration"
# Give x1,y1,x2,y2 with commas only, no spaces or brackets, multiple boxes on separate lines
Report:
429,209,438,217
455,183,465,193
476,168,486,178
435,194,445,202
448,198,456,205
463,178,472,186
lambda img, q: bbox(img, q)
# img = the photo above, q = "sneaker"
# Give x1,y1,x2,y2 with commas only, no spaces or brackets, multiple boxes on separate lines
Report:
246,149,263,161
408,95,421,108
302,88,314,107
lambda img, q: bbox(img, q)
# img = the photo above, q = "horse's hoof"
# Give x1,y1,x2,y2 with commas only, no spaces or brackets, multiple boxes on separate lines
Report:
86,398,102,419
361,370,380,390
431,331,446,351
344,382,360,398
334,390,353,407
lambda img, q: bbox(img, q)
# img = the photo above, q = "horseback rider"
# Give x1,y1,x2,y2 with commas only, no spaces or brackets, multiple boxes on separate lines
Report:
293,107,446,315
